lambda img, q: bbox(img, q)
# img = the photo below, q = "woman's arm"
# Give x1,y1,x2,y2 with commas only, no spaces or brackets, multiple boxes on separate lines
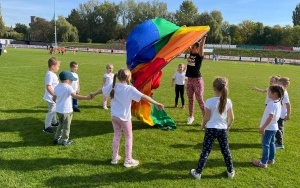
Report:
199,35,206,57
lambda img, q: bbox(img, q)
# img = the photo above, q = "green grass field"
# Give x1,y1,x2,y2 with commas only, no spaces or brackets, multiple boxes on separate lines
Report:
0,48,299,188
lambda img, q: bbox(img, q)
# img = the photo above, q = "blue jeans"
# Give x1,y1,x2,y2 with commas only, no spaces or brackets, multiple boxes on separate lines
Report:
261,130,276,164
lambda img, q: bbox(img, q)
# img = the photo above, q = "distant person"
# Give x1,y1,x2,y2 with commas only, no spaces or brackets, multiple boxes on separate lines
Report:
185,35,207,124
190,77,235,179
0,42,2,56
239,55,242,61
102,64,114,109
43,57,60,134
252,75,281,105
171,63,187,109
70,61,81,112
90,68,164,167
252,85,284,168
276,77,291,149
53,71,91,146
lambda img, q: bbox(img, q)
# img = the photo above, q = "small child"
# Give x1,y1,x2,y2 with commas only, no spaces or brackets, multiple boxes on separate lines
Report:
43,57,60,134
102,64,114,109
252,85,284,168
190,77,235,179
252,75,281,105
171,63,187,109
70,61,81,112
276,77,291,149
53,71,91,146
90,68,164,167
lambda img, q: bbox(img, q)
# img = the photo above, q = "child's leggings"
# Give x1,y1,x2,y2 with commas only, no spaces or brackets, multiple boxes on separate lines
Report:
196,128,234,174
186,77,205,117
111,116,133,161
175,84,185,106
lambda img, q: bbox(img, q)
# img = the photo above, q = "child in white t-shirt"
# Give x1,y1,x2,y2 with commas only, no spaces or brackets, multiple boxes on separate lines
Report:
90,68,164,168
172,63,187,109
252,85,284,168
275,77,291,149
53,71,91,146
191,77,235,180
70,61,81,112
102,64,114,109
43,57,60,134
252,75,280,105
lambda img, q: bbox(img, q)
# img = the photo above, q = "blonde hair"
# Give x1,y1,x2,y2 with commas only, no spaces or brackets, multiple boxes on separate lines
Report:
48,57,59,68
278,77,290,87
213,77,228,114
106,64,113,69
178,63,186,72
110,68,131,99
270,75,281,82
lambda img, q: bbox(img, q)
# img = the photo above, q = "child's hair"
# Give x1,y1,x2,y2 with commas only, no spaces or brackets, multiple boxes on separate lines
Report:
270,75,281,81
106,64,113,69
213,77,228,114
278,77,290,87
269,85,284,104
178,63,186,72
48,57,59,68
110,68,131,99
69,61,78,68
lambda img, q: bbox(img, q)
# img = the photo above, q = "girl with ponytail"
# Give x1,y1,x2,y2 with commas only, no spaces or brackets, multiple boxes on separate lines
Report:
90,68,164,168
191,77,235,180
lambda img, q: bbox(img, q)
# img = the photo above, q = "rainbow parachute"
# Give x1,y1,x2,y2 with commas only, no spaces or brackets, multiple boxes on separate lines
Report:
126,18,210,130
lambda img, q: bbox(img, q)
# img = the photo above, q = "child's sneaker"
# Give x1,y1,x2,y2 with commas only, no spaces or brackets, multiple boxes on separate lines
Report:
276,144,284,149
267,159,275,165
103,106,109,110
62,140,73,146
252,160,267,168
53,137,61,145
181,105,185,109
187,117,194,124
43,127,54,134
190,169,201,180
124,159,139,168
111,155,122,165
174,105,178,108
51,122,59,127
227,170,235,179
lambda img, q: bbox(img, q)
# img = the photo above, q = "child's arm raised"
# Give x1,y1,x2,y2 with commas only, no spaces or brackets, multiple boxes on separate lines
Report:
252,86,267,93
141,95,164,110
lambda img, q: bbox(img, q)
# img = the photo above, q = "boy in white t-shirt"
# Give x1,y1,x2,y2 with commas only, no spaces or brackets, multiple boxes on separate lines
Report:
43,57,60,134
53,71,91,146
70,61,81,112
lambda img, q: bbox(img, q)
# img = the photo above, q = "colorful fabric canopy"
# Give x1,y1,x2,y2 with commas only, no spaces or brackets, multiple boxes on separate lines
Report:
126,18,210,130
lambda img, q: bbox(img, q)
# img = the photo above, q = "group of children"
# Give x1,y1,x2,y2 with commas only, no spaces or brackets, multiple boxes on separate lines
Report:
43,51,292,178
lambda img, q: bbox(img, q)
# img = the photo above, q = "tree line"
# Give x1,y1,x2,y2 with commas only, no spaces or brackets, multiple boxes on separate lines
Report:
1,0,300,46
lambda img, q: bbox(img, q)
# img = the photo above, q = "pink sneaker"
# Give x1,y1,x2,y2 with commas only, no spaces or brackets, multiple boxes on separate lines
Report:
252,160,267,168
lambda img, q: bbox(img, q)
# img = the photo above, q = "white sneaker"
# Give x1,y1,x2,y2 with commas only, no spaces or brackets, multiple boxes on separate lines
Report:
187,117,194,124
103,106,109,110
227,170,235,179
111,155,121,165
124,159,139,168
190,169,201,180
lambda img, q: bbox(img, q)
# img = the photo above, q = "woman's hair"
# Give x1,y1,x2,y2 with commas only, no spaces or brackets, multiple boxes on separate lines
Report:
269,85,284,104
110,68,131,99
48,57,59,68
278,77,290,87
213,77,228,114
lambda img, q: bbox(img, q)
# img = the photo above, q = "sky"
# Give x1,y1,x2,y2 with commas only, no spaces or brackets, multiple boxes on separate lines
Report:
1,0,299,27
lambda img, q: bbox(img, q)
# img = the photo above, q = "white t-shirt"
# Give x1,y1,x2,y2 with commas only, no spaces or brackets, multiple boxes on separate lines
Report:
173,72,186,85
260,100,281,130
103,73,114,87
43,71,59,103
71,72,79,92
205,97,232,129
102,83,143,121
54,83,75,114
280,90,290,119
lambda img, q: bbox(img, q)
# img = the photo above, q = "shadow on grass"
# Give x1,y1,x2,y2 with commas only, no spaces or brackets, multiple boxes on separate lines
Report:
0,117,152,149
0,108,46,113
170,142,260,151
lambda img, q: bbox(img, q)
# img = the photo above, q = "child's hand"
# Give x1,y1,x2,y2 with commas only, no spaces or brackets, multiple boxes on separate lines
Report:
201,124,205,131
252,86,257,90
259,127,265,134
155,103,164,110
89,93,95,99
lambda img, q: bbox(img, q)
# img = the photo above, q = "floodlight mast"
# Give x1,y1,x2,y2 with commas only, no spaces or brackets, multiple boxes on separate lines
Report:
54,0,57,48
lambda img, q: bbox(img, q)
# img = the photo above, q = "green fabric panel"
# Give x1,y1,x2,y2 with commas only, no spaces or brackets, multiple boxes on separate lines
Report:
150,104,176,130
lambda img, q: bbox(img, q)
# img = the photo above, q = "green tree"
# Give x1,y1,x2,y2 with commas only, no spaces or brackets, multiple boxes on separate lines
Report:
67,9,86,42
291,25,300,45
0,5,5,37
292,3,300,26
54,16,79,42
174,0,198,26
29,17,52,41
14,23,29,40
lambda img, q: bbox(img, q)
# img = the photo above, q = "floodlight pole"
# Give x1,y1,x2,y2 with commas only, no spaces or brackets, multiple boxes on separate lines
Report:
54,0,57,48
